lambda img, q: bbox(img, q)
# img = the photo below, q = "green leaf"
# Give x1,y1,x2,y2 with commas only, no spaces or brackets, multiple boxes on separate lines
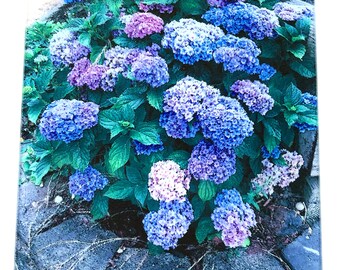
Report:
262,119,281,140
289,58,316,78
78,32,91,48
259,40,280,58
115,94,145,110
195,217,215,244
68,131,94,170
30,155,51,185
130,127,161,145
236,134,262,159
198,181,217,202
242,238,251,248
288,43,306,59
27,99,46,124
191,195,205,221
34,69,55,93
249,157,262,176
284,83,302,107
275,27,291,41
297,112,318,126
295,17,311,36
285,23,299,37
105,180,133,199
141,0,179,4
32,140,52,159
134,185,148,206
91,191,109,220
291,34,306,43
120,105,135,123
99,108,122,129
178,0,208,15
54,84,74,100
66,18,86,31
167,150,190,169
221,160,243,189
147,242,164,255
108,136,131,173
284,111,299,127
147,89,163,111
264,129,279,153
281,123,295,147
272,156,288,166
105,0,123,16
126,166,143,184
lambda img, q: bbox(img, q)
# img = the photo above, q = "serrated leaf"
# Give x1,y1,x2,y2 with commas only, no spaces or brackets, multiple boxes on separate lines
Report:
179,0,208,15
289,58,316,78
198,181,217,202
167,150,190,169
147,89,163,111
285,23,299,37
221,160,243,189
105,0,123,16
108,136,131,173
99,108,122,130
27,99,46,124
115,94,145,110
296,17,311,36
126,166,143,184
78,32,91,47
195,217,215,244
284,83,302,107
249,157,262,176
130,127,161,145
236,134,262,159
91,191,109,220
262,119,281,140
54,84,74,100
32,140,52,159
275,27,291,41
264,129,279,153
30,155,51,185
191,195,205,221
288,43,306,59
68,131,94,170
134,185,148,206
105,180,133,199
284,111,299,127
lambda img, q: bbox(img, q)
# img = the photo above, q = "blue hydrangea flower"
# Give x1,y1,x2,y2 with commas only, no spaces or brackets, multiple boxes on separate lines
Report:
188,140,236,184
64,0,83,3
230,80,274,115
273,2,314,21
162,18,225,64
49,29,90,66
198,96,254,149
39,99,99,143
69,166,108,201
292,93,318,132
207,0,245,7
255,64,277,81
261,146,281,159
203,2,279,40
214,188,243,208
143,199,194,250
133,140,164,155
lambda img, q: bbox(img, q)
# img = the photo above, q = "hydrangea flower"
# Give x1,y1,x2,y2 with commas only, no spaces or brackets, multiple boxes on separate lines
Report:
143,199,194,250
124,12,164,39
207,0,245,8
198,96,254,149
131,53,170,87
49,29,90,66
213,35,261,74
255,63,277,81
64,0,83,3
39,99,99,143
69,166,108,201
211,189,256,248
139,3,174,13
230,80,274,115
251,150,304,196
292,93,318,132
261,146,281,159
146,43,161,56
162,18,225,64
203,2,279,40
188,140,236,184
148,160,191,202
273,2,314,21
133,140,164,155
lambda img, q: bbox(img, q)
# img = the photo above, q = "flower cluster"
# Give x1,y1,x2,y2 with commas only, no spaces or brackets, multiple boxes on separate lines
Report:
251,150,304,196
211,189,256,248
273,2,314,21
188,140,236,184
261,146,281,159
133,140,164,155
49,29,90,66
139,3,174,13
162,19,225,64
203,2,279,40
230,80,274,115
143,199,194,250
124,12,164,39
39,99,99,143
292,93,318,132
207,0,245,8
148,160,191,202
198,96,254,149
64,0,83,3
255,64,277,81
69,166,108,201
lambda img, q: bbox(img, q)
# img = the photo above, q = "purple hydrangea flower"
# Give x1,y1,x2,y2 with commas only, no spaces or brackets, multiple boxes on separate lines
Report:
273,2,314,21
143,199,194,250
198,96,254,149
139,3,174,14
133,140,164,155
211,189,256,248
124,12,164,39
261,146,281,159
67,57,91,87
162,18,225,64
292,93,318,132
251,150,304,196
203,2,279,40
188,140,236,184
207,0,245,8
49,29,90,66
69,166,108,201
230,80,274,115
148,160,191,202
39,99,99,143
146,43,161,56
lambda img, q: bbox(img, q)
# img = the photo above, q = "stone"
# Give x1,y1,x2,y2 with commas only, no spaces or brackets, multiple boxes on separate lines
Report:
298,131,318,172
110,248,191,270
304,176,320,224
31,214,121,270
282,222,321,270
311,141,319,177
203,249,285,270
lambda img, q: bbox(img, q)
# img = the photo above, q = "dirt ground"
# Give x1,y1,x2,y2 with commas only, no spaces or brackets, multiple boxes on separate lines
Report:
25,0,64,26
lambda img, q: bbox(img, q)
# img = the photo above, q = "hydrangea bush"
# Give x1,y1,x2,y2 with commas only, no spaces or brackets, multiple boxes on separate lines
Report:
22,0,317,252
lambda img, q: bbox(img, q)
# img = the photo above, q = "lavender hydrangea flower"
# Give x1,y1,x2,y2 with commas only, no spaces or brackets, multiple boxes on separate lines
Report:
198,96,254,149
139,3,174,14
188,140,236,184
69,166,108,201
251,150,304,196
273,2,314,21
133,140,164,155
230,80,274,115
148,160,191,202
292,93,318,132
39,99,99,143
207,0,245,7
143,199,194,250
261,146,281,159
49,29,90,66
211,189,256,248
67,57,91,87
162,18,225,64
124,12,164,39
203,2,279,40
146,43,161,56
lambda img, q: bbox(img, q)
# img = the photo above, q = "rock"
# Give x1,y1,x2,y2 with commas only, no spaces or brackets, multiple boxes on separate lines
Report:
282,222,321,270
15,235,39,270
31,215,121,270
304,176,320,224
110,248,191,270
311,141,319,177
298,131,318,173
203,249,285,270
